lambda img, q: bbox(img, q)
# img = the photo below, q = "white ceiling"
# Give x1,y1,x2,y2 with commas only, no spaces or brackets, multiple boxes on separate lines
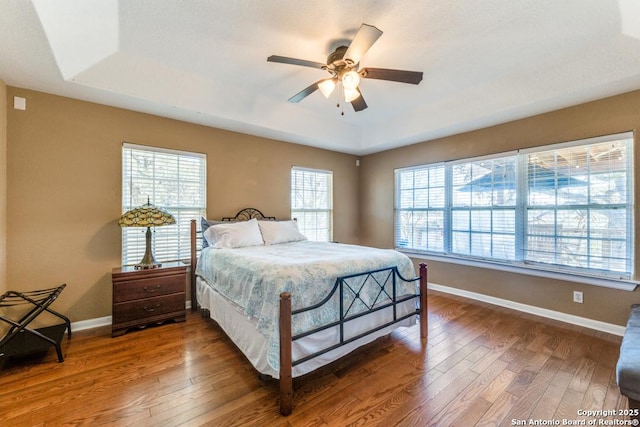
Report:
1,1,640,155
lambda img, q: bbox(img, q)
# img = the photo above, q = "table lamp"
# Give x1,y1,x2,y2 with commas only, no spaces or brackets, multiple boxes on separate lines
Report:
119,198,176,269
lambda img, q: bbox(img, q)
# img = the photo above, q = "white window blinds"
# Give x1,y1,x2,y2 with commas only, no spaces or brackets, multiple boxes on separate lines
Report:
291,167,333,242
395,132,634,280
451,155,518,261
395,164,445,252
524,138,632,275
122,143,206,266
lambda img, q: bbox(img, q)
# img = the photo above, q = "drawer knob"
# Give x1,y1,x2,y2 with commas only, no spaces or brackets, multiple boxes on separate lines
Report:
143,304,161,312
143,285,162,293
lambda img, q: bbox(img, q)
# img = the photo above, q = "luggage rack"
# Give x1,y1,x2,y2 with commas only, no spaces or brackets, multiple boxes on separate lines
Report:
0,284,71,367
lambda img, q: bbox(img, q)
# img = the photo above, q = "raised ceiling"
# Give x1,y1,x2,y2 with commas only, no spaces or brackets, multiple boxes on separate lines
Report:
1,1,640,155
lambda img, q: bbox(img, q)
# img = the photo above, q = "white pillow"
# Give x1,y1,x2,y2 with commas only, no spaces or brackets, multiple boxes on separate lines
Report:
204,218,264,249
258,220,307,245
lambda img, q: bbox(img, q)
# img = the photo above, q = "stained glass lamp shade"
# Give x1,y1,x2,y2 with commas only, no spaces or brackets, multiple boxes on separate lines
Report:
118,200,176,269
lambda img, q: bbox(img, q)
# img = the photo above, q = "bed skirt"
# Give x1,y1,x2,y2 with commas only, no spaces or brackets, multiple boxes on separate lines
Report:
196,277,415,379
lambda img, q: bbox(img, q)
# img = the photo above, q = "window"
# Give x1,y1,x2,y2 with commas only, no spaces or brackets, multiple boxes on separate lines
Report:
524,140,632,275
291,167,333,241
395,133,634,281
395,164,445,252
122,143,206,266
451,154,518,261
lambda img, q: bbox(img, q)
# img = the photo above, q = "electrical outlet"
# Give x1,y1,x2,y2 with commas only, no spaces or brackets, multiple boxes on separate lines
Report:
573,291,584,304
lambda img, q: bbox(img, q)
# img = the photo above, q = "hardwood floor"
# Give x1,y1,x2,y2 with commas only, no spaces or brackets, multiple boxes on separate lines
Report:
0,290,630,427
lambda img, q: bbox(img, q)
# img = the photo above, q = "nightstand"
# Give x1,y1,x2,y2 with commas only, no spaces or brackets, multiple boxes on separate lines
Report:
111,261,187,337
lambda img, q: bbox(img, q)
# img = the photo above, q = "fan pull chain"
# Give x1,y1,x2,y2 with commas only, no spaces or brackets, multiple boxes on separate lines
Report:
336,81,344,116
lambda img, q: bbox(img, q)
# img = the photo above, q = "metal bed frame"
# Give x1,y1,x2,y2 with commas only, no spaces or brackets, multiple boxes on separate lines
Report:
190,208,427,415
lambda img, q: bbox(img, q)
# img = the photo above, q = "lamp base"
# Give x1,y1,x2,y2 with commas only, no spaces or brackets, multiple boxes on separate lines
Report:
135,227,161,270
134,262,162,270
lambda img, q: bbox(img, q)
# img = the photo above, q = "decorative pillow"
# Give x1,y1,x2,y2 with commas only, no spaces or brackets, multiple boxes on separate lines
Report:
258,220,307,245
200,217,226,249
204,218,264,249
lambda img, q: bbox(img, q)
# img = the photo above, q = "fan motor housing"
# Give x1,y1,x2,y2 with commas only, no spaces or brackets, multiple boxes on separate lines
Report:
327,46,349,69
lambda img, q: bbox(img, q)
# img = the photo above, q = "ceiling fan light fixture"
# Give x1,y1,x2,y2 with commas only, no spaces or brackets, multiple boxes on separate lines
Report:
344,87,361,102
341,70,360,90
318,78,336,98
268,23,423,113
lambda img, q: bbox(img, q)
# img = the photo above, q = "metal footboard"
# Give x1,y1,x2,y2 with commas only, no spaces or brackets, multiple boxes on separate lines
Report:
279,263,428,415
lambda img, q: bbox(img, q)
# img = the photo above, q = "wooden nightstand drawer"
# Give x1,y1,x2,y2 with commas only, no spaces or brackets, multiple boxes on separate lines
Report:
113,274,184,303
113,293,185,323
111,261,187,337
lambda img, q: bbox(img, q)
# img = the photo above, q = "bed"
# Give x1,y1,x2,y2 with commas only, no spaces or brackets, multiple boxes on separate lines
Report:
189,208,427,415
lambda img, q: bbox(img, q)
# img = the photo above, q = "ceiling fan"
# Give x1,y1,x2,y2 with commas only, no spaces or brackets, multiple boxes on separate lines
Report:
267,23,423,113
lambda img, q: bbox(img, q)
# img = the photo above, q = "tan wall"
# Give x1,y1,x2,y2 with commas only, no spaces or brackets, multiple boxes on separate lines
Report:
360,89,640,327
0,80,6,294
6,87,359,322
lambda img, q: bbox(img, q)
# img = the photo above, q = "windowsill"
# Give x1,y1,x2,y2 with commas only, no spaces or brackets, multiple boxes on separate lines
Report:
398,250,638,291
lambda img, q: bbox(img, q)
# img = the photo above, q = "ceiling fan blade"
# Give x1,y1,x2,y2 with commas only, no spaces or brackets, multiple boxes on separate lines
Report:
351,88,368,112
267,55,326,70
360,67,423,84
344,24,383,66
288,80,325,103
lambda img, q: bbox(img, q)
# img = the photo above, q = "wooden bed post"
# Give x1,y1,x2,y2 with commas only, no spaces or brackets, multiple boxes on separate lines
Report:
419,263,428,340
190,220,197,312
279,292,293,416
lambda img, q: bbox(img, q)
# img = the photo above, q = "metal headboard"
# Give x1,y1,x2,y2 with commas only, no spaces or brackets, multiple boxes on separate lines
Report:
221,207,276,222
190,207,276,311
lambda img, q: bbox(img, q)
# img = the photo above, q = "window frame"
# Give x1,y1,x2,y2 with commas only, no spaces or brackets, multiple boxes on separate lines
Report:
121,142,207,267
448,151,520,262
394,132,635,290
394,163,446,253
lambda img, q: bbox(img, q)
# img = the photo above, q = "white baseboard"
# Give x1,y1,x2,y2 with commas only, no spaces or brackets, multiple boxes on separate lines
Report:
71,316,112,332
70,300,193,332
428,282,626,337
